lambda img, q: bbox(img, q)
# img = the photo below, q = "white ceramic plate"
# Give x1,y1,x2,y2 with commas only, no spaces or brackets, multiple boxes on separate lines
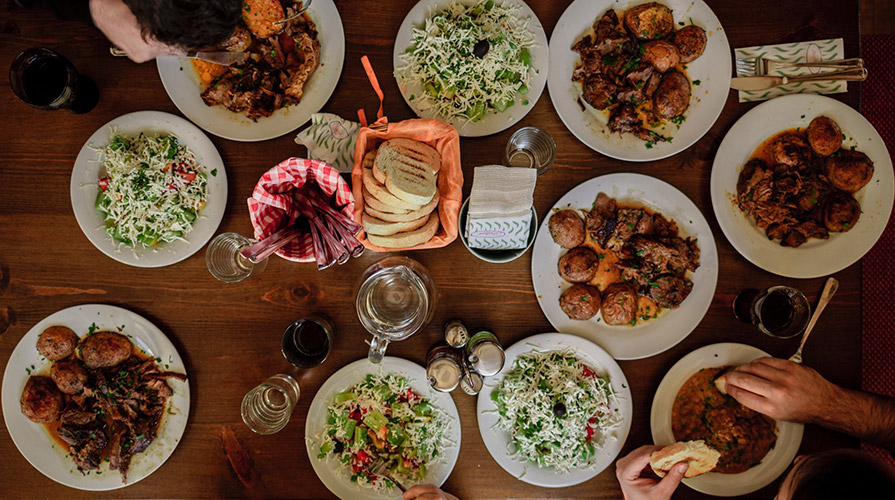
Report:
476,333,632,488
1,304,190,491
548,0,730,161
650,343,803,497
531,173,718,360
70,111,227,268
393,0,549,137
156,0,345,142
710,94,895,278
305,357,461,500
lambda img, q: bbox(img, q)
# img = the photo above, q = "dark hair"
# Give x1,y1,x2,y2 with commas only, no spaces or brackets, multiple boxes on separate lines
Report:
790,449,895,500
122,0,243,51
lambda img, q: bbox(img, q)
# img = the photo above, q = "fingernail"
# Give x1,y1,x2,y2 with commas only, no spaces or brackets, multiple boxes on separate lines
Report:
676,463,689,473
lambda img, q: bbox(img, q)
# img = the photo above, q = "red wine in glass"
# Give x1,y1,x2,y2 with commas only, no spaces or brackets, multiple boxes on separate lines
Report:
9,48,99,113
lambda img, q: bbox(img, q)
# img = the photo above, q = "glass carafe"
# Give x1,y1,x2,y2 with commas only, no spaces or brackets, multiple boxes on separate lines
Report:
354,256,437,363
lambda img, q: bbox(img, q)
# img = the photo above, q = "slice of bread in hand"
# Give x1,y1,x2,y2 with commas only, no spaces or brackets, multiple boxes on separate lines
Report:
367,213,439,249
363,212,430,236
365,191,439,223
374,138,439,205
650,440,721,478
714,375,729,395
362,167,422,211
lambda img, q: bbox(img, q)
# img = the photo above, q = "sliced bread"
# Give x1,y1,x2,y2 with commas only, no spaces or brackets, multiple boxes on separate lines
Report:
362,166,422,211
363,212,430,236
385,168,436,206
650,440,721,478
363,186,410,215
367,213,439,249
373,138,441,183
362,149,377,169
365,191,439,222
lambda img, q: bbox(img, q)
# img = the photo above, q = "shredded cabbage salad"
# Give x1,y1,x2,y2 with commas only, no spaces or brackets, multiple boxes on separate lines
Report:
95,132,208,248
317,374,449,492
491,349,622,473
396,0,536,124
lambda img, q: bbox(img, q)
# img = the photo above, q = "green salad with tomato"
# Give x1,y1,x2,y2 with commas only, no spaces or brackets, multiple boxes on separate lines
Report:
95,132,208,248
491,349,622,473
318,374,449,492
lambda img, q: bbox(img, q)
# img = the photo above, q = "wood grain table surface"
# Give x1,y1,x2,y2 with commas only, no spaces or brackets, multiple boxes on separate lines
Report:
0,0,865,498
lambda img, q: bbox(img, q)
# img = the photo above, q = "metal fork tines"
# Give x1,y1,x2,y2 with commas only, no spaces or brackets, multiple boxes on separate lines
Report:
736,56,864,76
366,457,407,493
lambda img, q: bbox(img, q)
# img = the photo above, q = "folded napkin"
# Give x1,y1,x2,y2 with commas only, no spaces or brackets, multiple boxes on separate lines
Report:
466,166,536,250
735,38,846,102
294,113,360,173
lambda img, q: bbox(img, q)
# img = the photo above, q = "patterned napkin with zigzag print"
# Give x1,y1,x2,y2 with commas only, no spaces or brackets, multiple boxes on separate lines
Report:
735,38,847,102
466,166,536,250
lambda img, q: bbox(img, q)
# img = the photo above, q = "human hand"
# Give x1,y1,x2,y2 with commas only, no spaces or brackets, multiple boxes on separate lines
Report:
722,357,841,423
616,445,688,500
402,484,459,500
89,0,180,63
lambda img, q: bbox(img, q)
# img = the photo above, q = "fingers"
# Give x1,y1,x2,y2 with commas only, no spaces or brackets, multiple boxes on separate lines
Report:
616,445,662,481
724,383,775,416
723,370,778,398
403,484,439,499
655,462,688,498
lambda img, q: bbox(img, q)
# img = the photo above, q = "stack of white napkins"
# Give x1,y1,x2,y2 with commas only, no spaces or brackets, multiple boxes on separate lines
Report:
466,166,537,250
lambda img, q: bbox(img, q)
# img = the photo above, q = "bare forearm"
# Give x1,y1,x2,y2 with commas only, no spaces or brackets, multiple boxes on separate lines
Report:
814,385,895,452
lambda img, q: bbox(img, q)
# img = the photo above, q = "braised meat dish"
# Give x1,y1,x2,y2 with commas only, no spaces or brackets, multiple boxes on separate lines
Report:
736,116,873,247
549,192,700,324
572,3,706,143
673,367,777,474
20,325,186,480
196,0,320,121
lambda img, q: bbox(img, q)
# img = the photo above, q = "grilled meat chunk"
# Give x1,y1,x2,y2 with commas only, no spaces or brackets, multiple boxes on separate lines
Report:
770,133,812,168
649,275,693,308
609,104,667,143
582,74,618,110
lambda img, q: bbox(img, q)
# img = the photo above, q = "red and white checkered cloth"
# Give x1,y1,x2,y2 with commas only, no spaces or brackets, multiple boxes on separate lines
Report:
247,158,354,262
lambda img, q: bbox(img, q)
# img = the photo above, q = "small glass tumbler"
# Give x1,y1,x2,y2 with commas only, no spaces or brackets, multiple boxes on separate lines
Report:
206,232,268,283
733,286,811,339
9,47,99,113
505,126,557,175
241,374,301,435
282,314,334,368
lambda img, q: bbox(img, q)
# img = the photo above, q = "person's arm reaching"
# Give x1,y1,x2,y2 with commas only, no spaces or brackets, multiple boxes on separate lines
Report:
616,445,688,500
89,0,178,63
723,357,895,452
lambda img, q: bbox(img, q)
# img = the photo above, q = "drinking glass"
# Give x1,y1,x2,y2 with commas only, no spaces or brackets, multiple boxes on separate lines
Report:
282,314,333,368
733,286,811,339
354,256,437,363
505,126,556,175
206,233,268,283
9,48,99,113
241,374,301,435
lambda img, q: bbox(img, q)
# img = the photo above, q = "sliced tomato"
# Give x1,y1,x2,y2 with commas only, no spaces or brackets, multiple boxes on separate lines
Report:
98,177,110,191
182,172,197,182
585,416,597,440
580,365,596,378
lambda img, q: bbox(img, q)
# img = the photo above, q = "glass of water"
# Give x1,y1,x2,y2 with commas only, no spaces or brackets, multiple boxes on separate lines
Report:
505,126,556,175
241,374,301,435
206,232,268,283
354,256,437,363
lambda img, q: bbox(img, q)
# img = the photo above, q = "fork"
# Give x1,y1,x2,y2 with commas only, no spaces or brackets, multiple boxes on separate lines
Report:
736,56,863,76
366,457,407,493
789,277,838,364
273,0,312,26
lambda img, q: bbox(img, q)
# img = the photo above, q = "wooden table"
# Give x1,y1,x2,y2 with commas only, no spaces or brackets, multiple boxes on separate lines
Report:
0,1,863,498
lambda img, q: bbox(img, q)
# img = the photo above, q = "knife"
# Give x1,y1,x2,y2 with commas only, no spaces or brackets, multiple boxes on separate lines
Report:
731,67,868,91
110,46,246,66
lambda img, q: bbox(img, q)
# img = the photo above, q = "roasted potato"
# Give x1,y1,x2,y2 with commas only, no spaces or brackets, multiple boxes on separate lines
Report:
79,331,132,368
37,326,79,361
625,3,674,40
21,376,64,423
242,0,285,39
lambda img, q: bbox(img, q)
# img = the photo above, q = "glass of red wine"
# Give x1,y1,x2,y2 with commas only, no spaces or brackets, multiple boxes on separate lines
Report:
9,48,99,114
281,314,333,368
733,286,811,339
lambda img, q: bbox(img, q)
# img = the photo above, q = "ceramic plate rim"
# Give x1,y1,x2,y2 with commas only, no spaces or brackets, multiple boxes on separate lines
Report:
710,94,895,278
547,0,731,161
392,0,549,137
649,342,804,496
69,110,227,268
156,0,345,142
531,173,719,360
1,304,190,491
305,356,461,500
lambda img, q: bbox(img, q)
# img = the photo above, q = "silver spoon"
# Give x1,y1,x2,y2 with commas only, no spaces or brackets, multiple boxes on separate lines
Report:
789,277,839,364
